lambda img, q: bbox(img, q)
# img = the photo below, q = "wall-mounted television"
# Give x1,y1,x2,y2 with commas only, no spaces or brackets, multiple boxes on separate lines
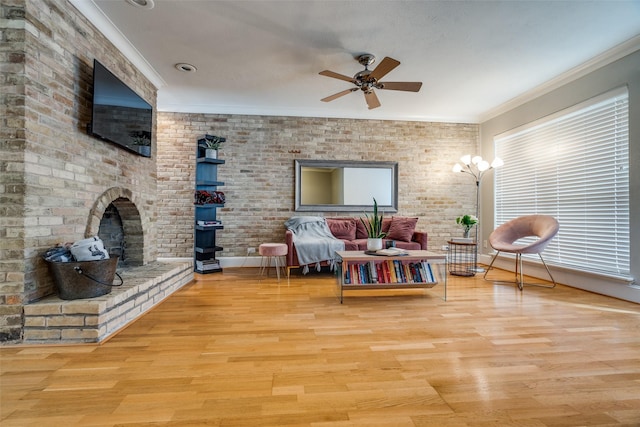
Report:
89,59,153,157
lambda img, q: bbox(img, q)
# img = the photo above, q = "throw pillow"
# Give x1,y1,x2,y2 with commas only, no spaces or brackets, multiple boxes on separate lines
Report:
326,218,357,240
386,216,418,242
355,219,368,239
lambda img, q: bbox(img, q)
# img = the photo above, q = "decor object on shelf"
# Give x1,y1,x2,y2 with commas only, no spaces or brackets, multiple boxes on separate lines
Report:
455,214,478,238
360,198,386,251
194,190,225,205
199,134,226,159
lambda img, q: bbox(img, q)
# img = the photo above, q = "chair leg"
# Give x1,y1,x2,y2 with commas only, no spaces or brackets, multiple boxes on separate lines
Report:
483,251,555,290
516,253,523,291
527,253,557,288
259,255,267,276
482,251,501,280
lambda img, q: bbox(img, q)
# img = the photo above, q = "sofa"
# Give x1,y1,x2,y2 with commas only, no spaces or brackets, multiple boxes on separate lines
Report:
285,216,428,270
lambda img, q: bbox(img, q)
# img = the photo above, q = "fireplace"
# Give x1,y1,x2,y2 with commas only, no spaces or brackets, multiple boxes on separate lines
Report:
22,187,194,344
88,187,145,266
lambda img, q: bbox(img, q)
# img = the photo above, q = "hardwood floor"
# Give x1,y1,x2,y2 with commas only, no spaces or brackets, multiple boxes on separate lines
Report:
2,267,640,426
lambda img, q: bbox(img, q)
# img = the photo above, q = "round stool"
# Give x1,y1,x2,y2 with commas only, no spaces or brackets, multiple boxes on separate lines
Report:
258,243,288,280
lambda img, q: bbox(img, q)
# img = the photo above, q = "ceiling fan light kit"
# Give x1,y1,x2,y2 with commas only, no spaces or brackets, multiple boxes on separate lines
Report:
319,54,422,110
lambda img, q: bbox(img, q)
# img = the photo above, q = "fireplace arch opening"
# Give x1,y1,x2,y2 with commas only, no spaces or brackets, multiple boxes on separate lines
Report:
87,187,146,267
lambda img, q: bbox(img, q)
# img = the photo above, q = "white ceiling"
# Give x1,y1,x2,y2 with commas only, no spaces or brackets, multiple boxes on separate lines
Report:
73,0,640,123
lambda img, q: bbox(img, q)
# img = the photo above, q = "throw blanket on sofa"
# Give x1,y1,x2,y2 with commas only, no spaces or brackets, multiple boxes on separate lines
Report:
284,216,345,274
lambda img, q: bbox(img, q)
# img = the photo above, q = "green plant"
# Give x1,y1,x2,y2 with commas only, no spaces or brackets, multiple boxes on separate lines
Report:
202,134,226,150
455,214,478,234
360,198,387,238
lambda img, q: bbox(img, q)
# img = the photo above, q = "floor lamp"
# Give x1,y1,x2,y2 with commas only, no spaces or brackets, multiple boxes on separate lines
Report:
452,155,504,272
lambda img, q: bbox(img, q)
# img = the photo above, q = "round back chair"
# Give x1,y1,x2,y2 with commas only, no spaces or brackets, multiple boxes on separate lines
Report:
483,215,559,290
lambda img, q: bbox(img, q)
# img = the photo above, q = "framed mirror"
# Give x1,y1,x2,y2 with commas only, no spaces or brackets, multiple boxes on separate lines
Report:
295,160,398,212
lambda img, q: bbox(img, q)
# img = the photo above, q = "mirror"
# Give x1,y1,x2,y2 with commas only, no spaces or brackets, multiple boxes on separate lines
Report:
295,160,398,212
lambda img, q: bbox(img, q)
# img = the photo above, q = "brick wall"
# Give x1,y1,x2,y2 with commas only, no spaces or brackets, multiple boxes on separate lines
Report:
1,0,478,343
0,0,158,342
157,114,479,259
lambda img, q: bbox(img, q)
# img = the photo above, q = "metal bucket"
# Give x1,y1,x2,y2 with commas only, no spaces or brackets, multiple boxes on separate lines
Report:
45,257,122,300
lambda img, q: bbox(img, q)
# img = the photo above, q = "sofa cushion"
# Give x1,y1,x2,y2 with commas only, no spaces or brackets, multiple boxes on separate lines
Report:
354,219,367,239
355,217,392,239
382,217,392,233
326,218,357,241
386,216,419,242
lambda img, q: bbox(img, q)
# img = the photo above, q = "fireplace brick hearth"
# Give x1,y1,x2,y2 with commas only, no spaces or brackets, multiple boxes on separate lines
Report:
23,261,192,344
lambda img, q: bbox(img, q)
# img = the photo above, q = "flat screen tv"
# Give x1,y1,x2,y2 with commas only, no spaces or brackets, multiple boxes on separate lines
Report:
89,59,153,157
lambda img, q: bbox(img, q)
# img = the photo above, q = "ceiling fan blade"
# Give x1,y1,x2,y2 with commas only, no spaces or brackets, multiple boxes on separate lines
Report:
321,88,357,102
364,90,381,110
378,81,423,92
368,57,400,81
319,70,356,83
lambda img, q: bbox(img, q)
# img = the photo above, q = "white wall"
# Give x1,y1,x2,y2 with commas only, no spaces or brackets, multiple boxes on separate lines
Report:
479,49,640,303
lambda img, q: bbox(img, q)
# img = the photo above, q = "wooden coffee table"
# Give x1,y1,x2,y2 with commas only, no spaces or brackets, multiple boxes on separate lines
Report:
335,250,447,303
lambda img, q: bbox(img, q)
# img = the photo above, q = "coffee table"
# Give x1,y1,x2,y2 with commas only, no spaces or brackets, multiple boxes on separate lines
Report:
335,250,447,303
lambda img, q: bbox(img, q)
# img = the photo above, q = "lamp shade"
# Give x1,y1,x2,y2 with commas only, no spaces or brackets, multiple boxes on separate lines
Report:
452,163,463,173
477,160,490,171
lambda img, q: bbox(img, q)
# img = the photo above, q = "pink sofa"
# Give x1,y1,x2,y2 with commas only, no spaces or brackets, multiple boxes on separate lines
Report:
285,216,428,269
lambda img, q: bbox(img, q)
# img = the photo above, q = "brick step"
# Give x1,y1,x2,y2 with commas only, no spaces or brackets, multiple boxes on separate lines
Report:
23,261,193,344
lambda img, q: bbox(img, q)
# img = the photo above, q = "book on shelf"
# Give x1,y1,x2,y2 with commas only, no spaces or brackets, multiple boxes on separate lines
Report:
196,259,220,270
342,259,438,285
197,220,222,226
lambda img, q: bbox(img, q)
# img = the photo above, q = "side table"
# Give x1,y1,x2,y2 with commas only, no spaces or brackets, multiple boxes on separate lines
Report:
448,240,477,277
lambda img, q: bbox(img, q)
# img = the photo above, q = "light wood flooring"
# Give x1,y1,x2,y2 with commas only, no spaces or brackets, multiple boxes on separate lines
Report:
2,267,640,426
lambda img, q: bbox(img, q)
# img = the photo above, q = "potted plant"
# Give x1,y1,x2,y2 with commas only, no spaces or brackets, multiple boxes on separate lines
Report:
455,214,478,238
360,198,386,251
201,134,225,159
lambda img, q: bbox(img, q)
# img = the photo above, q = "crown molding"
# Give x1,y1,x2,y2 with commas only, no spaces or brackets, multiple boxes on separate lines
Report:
479,34,640,123
69,0,166,90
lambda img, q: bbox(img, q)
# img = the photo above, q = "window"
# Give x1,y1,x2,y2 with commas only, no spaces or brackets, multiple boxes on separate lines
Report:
494,87,629,277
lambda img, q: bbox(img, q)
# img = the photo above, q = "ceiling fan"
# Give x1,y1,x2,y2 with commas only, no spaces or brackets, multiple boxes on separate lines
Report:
319,54,422,110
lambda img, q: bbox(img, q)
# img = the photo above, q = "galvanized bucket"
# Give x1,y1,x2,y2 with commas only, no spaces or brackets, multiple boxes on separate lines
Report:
45,256,123,300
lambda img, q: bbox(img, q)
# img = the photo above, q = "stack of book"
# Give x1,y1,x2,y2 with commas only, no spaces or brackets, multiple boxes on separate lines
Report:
196,259,221,271
197,220,222,227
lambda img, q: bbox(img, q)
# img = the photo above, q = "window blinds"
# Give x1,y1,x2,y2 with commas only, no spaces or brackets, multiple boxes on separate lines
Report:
494,87,629,276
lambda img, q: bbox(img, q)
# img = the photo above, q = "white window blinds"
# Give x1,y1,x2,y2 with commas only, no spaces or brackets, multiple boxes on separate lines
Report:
494,87,629,276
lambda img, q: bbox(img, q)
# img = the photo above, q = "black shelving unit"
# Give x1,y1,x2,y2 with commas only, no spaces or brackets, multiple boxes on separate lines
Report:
194,140,225,273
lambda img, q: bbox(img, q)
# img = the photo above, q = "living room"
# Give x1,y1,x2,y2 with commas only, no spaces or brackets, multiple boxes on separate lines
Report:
3,1,640,424
2,0,639,347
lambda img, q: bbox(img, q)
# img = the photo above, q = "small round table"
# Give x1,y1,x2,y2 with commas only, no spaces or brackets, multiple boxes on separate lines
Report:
448,240,477,277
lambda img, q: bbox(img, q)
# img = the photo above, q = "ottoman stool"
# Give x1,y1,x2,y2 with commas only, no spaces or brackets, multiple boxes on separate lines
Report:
259,243,288,280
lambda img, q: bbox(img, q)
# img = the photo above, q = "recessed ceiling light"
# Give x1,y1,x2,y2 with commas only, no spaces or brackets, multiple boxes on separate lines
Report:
125,0,155,10
175,63,197,73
